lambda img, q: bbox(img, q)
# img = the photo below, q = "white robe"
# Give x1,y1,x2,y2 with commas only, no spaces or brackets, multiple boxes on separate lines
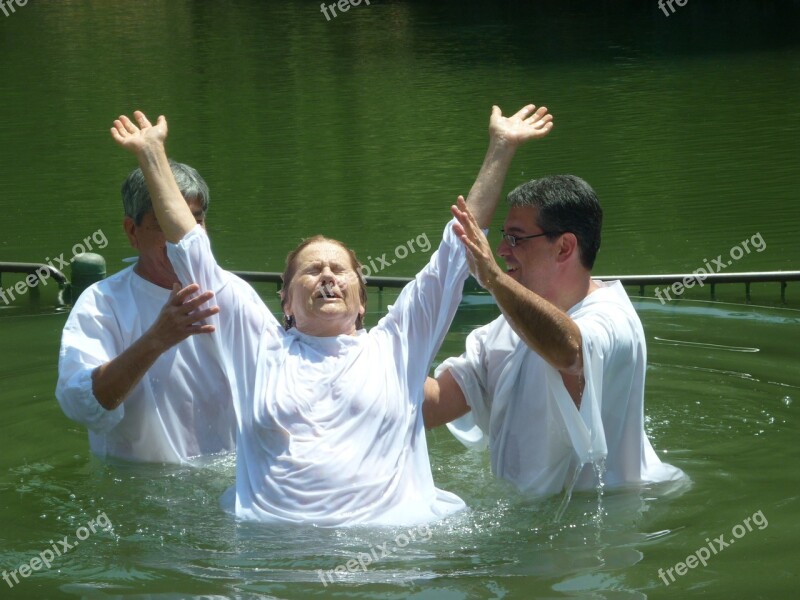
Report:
56,265,256,463
166,222,469,526
438,280,686,495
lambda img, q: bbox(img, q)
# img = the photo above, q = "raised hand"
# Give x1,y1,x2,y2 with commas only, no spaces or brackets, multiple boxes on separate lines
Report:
110,109,196,242
451,196,502,289
489,104,554,147
110,110,168,155
462,103,554,228
147,283,219,352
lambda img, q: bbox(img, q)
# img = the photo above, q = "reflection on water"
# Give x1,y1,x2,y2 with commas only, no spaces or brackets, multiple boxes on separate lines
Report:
1,302,798,598
1,295,798,598
1,0,799,597
0,451,690,599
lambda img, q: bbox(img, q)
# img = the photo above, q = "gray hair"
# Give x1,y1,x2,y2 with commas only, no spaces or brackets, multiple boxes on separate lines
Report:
121,160,210,225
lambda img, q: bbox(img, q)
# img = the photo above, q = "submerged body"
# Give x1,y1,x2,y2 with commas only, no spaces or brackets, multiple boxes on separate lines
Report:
56,264,252,463
440,280,686,495
169,222,469,525
107,103,554,522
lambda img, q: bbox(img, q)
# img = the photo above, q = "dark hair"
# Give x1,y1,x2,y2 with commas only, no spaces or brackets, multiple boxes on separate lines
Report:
506,174,603,269
280,236,368,331
122,160,209,225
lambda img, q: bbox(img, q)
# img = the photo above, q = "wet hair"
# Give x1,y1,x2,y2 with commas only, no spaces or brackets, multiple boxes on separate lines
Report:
280,236,368,331
121,160,210,225
506,174,603,270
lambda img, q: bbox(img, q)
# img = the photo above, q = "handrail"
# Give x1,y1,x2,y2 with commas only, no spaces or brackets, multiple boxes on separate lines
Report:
231,270,414,290
232,270,800,303
604,271,800,302
0,262,69,286
2,262,796,304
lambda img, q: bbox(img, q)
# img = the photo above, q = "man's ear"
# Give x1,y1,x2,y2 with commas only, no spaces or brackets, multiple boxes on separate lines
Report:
123,217,138,250
555,232,578,264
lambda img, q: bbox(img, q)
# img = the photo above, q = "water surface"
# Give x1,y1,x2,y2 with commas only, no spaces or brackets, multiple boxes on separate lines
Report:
1,1,798,598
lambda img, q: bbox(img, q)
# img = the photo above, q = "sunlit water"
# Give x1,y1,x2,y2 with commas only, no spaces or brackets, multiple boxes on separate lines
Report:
1,295,797,598
1,1,799,598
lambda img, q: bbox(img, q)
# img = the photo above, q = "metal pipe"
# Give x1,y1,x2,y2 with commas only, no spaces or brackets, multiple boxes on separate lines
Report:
0,262,69,286
228,270,800,290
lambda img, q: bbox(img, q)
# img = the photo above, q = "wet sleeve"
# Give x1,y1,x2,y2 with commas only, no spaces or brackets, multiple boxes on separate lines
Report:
435,323,492,447
55,291,125,434
377,219,470,389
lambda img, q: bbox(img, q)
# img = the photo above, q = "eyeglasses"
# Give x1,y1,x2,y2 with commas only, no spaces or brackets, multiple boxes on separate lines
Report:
499,229,562,247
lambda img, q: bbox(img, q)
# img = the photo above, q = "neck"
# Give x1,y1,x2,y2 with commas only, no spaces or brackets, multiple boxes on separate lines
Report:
550,272,597,312
295,321,359,338
134,259,179,289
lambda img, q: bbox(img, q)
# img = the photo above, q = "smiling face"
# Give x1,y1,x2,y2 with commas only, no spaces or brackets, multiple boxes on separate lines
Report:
497,205,563,300
282,240,366,337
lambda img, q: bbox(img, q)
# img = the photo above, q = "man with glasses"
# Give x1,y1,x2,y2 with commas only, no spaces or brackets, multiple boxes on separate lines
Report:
424,173,686,496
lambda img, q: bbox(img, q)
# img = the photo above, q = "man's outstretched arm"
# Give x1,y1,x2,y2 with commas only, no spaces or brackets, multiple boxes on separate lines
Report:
422,103,556,427
454,203,582,371
450,203,584,407
422,372,470,429
464,104,553,228
111,111,196,243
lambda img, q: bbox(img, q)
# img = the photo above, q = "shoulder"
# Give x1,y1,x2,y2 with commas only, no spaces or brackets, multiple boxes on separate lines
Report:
473,313,509,340
215,271,282,335
223,271,259,292
218,271,270,308
70,266,136,310
573,281,644,345
575,281,639,321
463,314,515,356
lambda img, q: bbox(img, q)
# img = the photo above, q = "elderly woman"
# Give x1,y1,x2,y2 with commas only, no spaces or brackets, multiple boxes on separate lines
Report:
111,106,552,526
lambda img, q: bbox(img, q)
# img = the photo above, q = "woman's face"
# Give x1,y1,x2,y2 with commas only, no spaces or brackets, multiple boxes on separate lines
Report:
283,241,365,337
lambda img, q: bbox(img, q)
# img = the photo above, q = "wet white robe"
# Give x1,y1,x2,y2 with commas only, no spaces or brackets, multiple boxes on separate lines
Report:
167,222,469,526
56,266,254,463
438,281,686,495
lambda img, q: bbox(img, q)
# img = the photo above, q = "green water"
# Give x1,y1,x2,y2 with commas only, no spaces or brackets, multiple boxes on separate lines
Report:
1,1,799,598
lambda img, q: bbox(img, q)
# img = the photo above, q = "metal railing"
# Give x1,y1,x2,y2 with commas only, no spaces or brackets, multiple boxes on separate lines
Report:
2,262,797,305
232,270,800,303
601,271,800,303
0,262,68,286
0,262,69,304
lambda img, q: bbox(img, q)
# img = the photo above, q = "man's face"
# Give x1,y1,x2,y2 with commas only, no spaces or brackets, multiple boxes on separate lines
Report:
497,206,560,298
124,198,206,286
284,241,365,337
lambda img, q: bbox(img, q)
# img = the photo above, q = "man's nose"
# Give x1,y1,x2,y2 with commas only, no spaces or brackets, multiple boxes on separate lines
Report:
497,238,512,258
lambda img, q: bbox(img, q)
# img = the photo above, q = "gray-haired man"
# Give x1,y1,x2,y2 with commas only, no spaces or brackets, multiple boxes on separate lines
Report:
56,162,258,463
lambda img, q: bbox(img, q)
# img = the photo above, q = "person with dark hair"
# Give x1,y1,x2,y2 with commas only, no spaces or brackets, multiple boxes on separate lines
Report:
423,174,686,496
56,162,260,463
109,104,552,526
